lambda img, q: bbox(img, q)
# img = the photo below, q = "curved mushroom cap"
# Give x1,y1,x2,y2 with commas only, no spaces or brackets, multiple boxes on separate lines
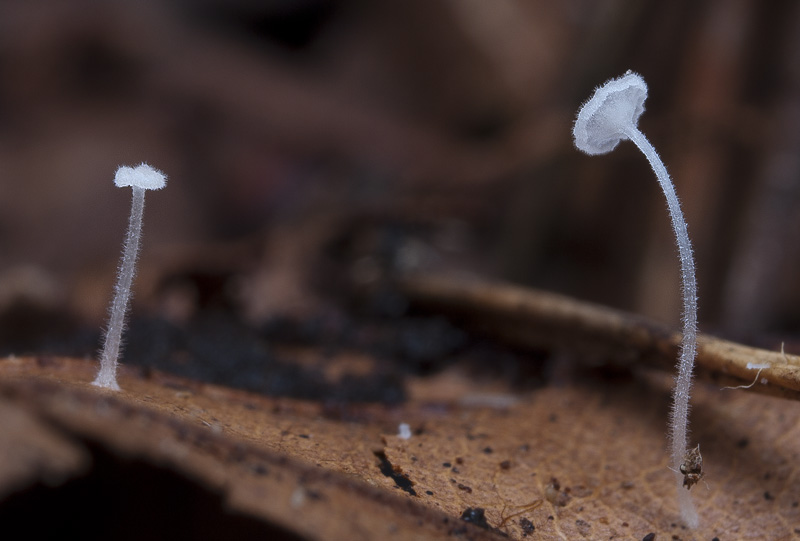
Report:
573,71,648,155
114,163,167,190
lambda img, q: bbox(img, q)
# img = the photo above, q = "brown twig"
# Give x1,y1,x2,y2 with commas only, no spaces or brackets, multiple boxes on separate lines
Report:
398,274,800,400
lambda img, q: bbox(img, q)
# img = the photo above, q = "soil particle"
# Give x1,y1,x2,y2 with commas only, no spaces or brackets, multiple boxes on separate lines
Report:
460,507,490,530
544,477,570,507
374,451,417,496
519,517,535,535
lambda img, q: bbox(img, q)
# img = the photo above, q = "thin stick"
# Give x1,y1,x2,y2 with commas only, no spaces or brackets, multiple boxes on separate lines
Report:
397,274,800,399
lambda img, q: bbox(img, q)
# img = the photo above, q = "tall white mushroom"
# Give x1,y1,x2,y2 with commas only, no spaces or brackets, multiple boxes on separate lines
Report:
93,163,167,391
573,71,700,528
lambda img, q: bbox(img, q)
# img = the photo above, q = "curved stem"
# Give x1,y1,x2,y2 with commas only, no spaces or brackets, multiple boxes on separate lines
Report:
94,186,146,390
624,126,699,528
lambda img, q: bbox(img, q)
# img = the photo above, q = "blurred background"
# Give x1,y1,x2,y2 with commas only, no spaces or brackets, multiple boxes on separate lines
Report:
0,0,799,360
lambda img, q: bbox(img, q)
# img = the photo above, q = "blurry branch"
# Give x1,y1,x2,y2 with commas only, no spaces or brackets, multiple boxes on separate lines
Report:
398,274,800,400
0,0,567,188
105,1,563,187
721,5,800,331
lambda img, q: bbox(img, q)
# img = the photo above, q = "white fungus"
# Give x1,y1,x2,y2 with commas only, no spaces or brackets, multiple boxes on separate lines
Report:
397,423,412,440
93,163,167,391
574,72,700,528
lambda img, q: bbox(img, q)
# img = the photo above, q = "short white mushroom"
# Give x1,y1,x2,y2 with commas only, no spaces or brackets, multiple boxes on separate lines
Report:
573,71,699,528
93,163,167,391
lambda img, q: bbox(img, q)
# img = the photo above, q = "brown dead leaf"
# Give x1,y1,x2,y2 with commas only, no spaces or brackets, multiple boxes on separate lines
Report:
0,356,500,540
0,395,89,499
1,352,799,540
387,370,800,539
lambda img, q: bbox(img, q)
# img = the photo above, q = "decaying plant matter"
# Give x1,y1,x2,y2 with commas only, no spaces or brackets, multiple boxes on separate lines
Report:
398,273,800,400
680,444,704,490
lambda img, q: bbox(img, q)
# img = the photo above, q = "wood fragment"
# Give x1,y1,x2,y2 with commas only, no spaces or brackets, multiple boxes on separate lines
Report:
398,274,800,400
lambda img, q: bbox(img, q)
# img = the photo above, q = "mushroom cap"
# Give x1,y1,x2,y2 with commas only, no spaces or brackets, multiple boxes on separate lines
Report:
114,163,167,190
573,71,648,155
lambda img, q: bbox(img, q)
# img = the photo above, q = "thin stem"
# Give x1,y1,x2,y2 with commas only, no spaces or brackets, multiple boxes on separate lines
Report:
93,186,146,390
624,126,699,528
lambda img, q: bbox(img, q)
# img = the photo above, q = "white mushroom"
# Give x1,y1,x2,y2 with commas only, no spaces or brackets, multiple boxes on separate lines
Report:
93,163,167,391
574,71,699,528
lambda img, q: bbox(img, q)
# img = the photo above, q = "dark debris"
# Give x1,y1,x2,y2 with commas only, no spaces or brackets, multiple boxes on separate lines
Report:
460,507,490,530
374,451,417,496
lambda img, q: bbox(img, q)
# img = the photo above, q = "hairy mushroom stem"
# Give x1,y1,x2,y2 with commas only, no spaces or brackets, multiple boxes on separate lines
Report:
93,163,167,391
94,186,145,390
573,71,700,527
623,126,699,528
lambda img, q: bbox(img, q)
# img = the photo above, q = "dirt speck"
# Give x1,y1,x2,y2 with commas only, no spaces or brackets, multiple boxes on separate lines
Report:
519,517,534,535
460,507,490,529
374,451,416,496
545,477,570,507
